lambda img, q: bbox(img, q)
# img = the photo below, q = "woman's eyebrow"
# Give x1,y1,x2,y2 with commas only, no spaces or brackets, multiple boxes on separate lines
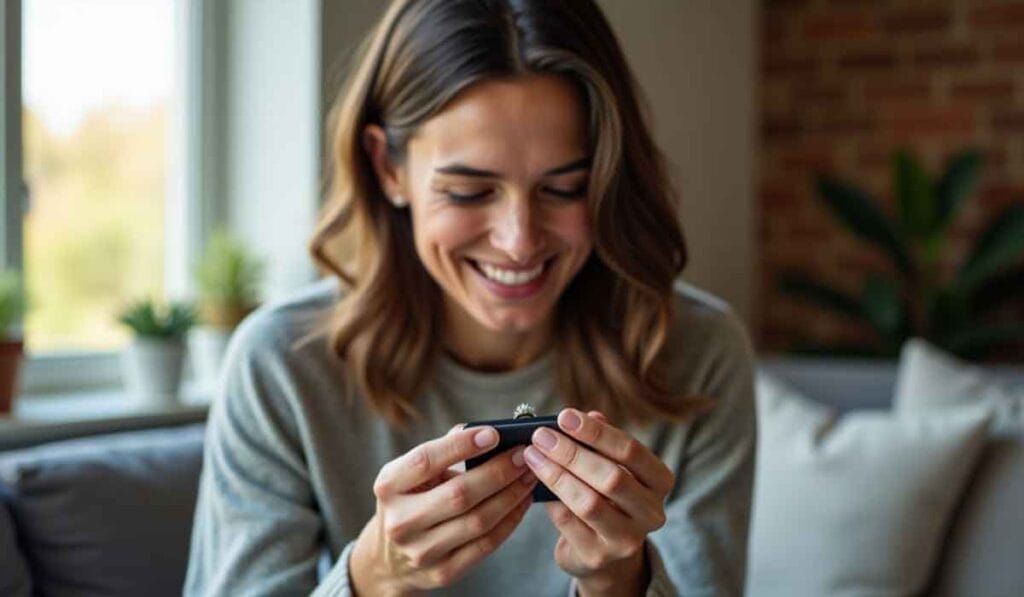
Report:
433,156,591,178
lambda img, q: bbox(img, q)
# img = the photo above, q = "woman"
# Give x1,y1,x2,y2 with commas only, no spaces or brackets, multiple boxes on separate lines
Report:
185,0,755,595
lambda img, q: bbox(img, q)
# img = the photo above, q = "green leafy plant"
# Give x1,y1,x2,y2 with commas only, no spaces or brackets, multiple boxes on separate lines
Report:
780,148,1024,359
118,299,196,339
195,229,264,309
0,271,26,339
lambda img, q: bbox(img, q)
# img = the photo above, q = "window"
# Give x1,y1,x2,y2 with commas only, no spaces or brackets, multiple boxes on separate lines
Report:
3,0,219,394
22,0,177,353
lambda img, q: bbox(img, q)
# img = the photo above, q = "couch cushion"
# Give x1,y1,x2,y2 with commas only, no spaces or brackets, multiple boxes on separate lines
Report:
0,423,205,597
747,371,991,597
895,339,1024,597
0,501,31,596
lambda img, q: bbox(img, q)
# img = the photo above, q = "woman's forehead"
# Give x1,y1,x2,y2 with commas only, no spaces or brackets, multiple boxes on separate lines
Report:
409,74,589,175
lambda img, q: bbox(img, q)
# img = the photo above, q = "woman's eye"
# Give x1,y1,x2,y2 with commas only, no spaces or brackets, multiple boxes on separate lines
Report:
445,189,491,204
543,185,588,199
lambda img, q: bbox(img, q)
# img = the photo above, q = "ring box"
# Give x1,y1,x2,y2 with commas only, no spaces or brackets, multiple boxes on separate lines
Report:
464,415,560,502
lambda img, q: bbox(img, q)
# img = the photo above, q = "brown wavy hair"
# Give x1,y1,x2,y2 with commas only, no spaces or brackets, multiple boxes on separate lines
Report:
309,0,700,427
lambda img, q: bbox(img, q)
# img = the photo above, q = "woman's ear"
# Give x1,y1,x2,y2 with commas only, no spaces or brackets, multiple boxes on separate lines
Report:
362,124,408,208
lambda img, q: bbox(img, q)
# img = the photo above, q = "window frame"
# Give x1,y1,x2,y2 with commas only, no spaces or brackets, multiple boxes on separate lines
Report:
4,0,225,396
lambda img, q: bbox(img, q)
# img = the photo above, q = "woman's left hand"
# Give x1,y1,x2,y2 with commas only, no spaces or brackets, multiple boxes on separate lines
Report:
523,408,674,595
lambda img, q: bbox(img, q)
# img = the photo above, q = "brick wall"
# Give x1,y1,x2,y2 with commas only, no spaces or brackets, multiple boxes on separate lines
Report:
759,0,1024,358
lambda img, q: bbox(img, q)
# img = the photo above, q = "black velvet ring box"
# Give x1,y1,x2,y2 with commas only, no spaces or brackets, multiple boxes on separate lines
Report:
464,415,560,502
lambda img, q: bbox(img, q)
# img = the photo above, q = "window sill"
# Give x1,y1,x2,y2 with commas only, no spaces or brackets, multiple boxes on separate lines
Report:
0,383,213,451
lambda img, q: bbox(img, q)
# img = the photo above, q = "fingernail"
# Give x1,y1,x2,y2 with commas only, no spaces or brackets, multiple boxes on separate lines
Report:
533,428,557,450
512,447,526,467
474,427,498,448
561,409,581,431
524,446,547,468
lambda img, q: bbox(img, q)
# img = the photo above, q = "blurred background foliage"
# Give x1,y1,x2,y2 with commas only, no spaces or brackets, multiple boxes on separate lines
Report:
22,104,166,352
780,149,1024,360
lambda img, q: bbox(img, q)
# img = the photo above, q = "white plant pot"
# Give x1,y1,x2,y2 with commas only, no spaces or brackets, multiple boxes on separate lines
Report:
121,337,186,408
189,326,234,391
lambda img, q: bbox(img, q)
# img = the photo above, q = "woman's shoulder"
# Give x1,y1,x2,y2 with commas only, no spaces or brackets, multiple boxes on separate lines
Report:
662,279,755,393
669,279,751,352
224,276,343,369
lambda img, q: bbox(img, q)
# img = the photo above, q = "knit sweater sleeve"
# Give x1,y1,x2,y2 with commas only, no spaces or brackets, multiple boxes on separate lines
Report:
183,309,355,596
650,297,757,596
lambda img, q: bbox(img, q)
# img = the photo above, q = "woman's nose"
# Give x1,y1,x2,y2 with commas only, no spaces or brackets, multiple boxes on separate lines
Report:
490,197,541,263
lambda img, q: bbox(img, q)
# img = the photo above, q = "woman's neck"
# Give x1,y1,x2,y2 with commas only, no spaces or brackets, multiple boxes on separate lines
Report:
441,307,553,373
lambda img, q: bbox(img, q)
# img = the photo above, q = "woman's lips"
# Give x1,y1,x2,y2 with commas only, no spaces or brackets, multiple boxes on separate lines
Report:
467,257,555,299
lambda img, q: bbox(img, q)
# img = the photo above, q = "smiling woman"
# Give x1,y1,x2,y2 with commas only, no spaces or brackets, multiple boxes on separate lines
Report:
185,1,756,596
311,1,691,426
367,75,596,371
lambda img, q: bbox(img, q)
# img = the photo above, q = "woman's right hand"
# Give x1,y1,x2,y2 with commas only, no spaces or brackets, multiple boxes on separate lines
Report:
349,425,537,595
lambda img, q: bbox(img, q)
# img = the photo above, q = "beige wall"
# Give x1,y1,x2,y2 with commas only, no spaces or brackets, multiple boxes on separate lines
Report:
596,0,757,326
320,0,757,325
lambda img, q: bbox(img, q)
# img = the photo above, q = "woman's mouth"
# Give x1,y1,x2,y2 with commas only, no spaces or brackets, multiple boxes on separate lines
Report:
466,257,555,298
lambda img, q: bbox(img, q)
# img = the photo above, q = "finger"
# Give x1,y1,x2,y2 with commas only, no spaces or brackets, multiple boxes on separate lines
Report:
428,489,532,586
544,501,597,551
531,427,662,528
393,447,529,533
557,408,673,494
409,468,459,494
545,502,645,567
404,470,537,566
375,427,499,497
523,446,634,542
586,410,608,423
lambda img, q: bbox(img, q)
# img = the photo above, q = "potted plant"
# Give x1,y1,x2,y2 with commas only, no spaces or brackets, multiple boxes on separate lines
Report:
190,229,264,390
779,148,1024,360
0,270,26,415
118,299,196,407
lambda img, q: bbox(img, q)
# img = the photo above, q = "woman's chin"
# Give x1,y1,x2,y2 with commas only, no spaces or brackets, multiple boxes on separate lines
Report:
473,309,552,336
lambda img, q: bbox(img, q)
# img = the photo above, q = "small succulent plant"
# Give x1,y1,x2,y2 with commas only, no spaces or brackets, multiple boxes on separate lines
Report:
118,299,196,339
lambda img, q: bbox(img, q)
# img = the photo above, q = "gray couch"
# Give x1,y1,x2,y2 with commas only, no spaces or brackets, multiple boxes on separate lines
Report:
1,357,1021,596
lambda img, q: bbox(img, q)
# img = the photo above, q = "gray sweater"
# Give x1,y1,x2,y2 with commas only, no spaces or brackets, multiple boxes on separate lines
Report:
184,277,756,596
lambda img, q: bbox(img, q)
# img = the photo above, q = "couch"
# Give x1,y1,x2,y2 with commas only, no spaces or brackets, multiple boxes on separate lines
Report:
2,353,1022,596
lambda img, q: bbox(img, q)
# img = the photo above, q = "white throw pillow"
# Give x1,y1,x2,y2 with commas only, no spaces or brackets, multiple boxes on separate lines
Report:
746,371,991,597
894,338,1024,597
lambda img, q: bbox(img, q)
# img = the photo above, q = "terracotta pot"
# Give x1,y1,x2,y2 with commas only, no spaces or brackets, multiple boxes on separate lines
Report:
200,301,255,329
0,339,24,415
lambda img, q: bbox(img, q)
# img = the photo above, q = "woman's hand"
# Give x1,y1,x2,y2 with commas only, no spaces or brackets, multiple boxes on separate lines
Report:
524,409,674,596
350,425,537,595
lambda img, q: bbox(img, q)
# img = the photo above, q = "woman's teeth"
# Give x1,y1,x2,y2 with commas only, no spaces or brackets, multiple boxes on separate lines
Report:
477,261,546,286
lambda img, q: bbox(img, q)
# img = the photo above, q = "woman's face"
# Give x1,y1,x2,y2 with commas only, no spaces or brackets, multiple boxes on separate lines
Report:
378,74,594,341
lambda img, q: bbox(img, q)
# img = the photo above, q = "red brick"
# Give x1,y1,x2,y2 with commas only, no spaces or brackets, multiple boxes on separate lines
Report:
950,79,1016,101
792,83,847,105
778,147,836,172
914,44,979,68
761,185,797,208
790,225,835,242
764,53,817,77
885,7,951,34
839,50,897,71
803,13,875,41
763,117,803,141
815,114,877,135
889,106,976,138
863,79,932,103
978,184,1024,209
993,110,1024,131
993,41,1024,63
764,18,786,44
767,0,811,9
972,4,1024,29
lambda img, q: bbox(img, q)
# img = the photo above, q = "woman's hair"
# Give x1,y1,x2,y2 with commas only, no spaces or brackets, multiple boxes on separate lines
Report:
309,0,699,427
